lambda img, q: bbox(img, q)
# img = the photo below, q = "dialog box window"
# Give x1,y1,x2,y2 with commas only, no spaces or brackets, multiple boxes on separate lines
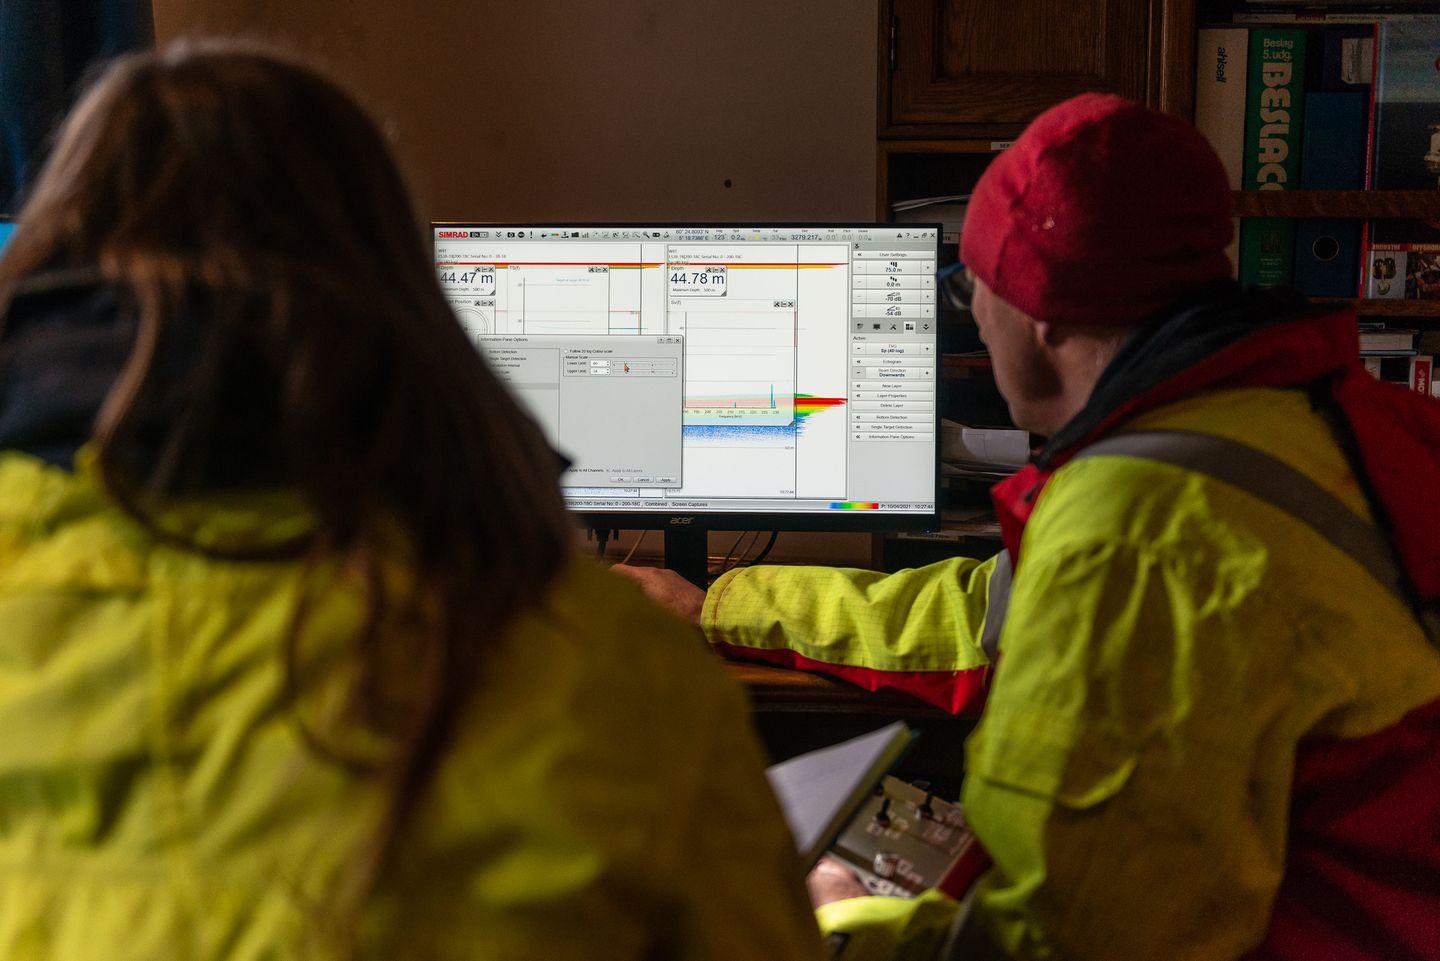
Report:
478,335,684,488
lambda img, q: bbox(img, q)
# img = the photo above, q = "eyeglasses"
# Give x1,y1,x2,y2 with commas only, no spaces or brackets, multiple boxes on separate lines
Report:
938,262,974,312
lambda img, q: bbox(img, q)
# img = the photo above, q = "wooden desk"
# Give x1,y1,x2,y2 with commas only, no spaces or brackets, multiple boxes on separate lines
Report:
729,662,972,795
727,662,951,718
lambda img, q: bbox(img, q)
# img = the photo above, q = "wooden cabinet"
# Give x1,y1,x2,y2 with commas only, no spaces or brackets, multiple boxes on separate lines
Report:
880,0,1197,138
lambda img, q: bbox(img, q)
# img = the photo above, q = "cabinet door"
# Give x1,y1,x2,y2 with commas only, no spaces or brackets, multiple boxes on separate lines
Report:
883,0,1157,135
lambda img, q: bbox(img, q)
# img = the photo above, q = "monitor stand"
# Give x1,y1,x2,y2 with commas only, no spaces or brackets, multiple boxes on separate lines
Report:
664,527,709,589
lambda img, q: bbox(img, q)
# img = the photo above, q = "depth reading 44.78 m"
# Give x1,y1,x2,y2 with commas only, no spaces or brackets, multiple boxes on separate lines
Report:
669,265,727,298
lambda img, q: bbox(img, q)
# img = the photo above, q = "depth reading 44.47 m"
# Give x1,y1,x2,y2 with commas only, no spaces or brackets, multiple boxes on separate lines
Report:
439,266,495,289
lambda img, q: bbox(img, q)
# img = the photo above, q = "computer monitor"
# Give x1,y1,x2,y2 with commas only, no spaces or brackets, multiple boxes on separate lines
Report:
433,223,940,583
0,217,14,252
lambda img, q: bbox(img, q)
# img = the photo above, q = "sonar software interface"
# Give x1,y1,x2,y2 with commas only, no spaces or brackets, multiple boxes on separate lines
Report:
433,224,938,516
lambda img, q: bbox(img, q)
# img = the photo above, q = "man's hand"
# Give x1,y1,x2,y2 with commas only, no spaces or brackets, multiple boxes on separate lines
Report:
807,856,869,908
610,564,706,625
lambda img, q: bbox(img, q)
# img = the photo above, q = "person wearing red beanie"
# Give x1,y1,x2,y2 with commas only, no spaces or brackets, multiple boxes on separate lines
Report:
956,93,1239,439
621,93,1440,961
961,92,1235,328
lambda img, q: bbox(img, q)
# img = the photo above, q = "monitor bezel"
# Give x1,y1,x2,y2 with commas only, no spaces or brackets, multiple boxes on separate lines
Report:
432,220,942,534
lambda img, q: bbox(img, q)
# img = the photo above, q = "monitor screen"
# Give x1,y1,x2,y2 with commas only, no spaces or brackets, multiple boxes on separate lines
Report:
0,220,14,252
433,224,938,527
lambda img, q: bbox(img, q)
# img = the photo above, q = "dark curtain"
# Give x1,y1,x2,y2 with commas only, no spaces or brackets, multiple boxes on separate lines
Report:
0,0,154,212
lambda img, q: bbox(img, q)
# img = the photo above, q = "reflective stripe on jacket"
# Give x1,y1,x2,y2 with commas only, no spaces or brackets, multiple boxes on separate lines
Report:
0,452,823,961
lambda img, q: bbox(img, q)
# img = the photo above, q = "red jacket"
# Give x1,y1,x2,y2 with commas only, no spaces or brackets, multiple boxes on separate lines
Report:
985,294,1440,960
715,286,1440,957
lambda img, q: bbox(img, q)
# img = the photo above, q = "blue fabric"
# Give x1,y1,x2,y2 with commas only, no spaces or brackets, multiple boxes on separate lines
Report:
0,0,153,212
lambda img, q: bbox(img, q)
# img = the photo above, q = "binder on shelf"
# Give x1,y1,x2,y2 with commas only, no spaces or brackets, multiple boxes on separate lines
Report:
1196,26,1249,276
1295,91,1367,296
1296,219,1362,296
1302,91,1368,188
1196,27,1250,189
1240,28,1308,288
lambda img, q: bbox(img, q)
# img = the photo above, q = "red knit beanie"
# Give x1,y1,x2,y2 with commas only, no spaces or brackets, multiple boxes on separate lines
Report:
959,93,1234,327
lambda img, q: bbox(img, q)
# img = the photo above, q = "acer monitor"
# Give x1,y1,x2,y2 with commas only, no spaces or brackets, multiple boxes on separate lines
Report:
433,222,941,584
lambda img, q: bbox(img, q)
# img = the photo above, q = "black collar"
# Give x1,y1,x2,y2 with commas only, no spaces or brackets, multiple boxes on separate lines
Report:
1037,283,1330,468
0,271,134,468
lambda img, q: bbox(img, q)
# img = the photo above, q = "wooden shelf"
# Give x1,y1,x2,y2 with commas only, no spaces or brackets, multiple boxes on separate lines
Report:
1314,298,1440,318
729,662,951,717
879,138,1014,155
1232,190,1440,219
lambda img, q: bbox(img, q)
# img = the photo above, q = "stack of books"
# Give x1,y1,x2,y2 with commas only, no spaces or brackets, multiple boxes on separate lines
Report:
1361,324,1440,395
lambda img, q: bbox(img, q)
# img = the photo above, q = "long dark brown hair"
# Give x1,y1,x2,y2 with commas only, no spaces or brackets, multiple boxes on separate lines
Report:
0,40,573,940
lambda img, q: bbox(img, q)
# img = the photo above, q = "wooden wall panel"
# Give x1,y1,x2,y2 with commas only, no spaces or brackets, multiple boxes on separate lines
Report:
940,1,1105,78
884,0,1156,135
153,1,878,225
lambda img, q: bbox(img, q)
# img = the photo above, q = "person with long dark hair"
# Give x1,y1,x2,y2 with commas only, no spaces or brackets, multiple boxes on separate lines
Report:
0,42,820,960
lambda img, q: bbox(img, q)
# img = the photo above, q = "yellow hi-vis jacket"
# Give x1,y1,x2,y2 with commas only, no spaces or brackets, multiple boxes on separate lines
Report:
0,450,823,961
703,386,1440,960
